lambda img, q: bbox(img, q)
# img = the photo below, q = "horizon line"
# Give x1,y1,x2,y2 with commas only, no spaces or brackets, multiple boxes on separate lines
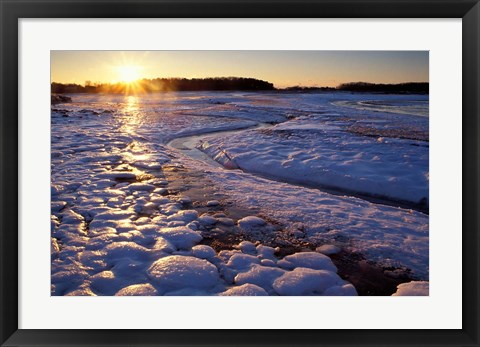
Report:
51,77,430,89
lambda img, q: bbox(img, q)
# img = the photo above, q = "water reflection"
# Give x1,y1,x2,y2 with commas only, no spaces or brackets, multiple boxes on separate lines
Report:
120,95,141,135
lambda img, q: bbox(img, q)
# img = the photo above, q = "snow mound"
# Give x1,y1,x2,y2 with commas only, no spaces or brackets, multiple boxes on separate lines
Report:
148,255,220,292
392,281,429,296
65,287,96,296
157,226,202,249
104,241,152,263
90,270,123,295
278,252,337,272
235,265,286,292
237,241,257,255
191,245,216,259
316,244,341,255
94,210,134,221
260,259,276,267
167,210,199,223
126,182,155,192
51,237,60,256
115,283,158,296
273,268,347,296
85,232,119,250
152,237,176,253
51,267,89,295
226,253,261,270
219,283,268,296
238,216,267,233
256,245,277,260
51,201,67,213
198,214,217,225
198,142,239,169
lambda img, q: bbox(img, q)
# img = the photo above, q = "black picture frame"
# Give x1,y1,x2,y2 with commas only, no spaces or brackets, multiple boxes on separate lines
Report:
1,0,479,346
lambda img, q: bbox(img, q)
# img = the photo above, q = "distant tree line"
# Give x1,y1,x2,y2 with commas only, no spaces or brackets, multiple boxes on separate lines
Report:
51,77,275,94
51,79,429,94
337,82,429,94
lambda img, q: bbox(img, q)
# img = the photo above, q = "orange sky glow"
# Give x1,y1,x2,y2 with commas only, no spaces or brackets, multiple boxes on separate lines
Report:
51,51,429,88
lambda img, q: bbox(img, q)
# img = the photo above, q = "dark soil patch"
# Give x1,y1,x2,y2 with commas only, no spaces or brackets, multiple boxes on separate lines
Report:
330,251,416,296
348,125,429,142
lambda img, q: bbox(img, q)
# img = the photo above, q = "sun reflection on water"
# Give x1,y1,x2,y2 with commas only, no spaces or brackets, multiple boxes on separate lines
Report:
119,95,142,135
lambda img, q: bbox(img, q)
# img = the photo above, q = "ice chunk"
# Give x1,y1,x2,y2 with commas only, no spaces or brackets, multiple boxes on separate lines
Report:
237,241,257,255
186,221,200,230
90,270,122,295
278,252,337,272
158,226,202,249
235,265,286,292
153,187,168,195
256,245,277,260
167,221,185,228
152,237,176,253
150,196,170,205
51,237,60,255
51,184,65,196
115,283,158,296
51,201,67,213
167,210,199,223
316,244,341,255
78,250,108,271
135,202,157,214
51,267,88,295
238,216,266,234
61,209,84,224
191,245,216,259
392,281,429,296
111,259,152,283
65,287,97,296
104,241,152,263
127,182,155,192
86,232,119,250
178,196,192,204
226,253,260,270
135,217,151,225
260,259,276,267
198,215,217,225
219,283,268,296
94,210,134,221
273,267,346,295
148,255,220,292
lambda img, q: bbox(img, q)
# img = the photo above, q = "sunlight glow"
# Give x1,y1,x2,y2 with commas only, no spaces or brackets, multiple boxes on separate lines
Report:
116,65,141,83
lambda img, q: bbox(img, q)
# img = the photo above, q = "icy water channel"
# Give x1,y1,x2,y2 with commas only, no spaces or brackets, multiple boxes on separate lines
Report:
51,92,429,296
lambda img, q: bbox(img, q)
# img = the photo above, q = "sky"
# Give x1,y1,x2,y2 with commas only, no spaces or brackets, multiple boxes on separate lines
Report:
51,51,429,88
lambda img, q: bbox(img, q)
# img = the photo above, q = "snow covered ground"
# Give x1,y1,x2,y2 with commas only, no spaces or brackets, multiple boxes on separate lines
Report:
51,91,429,296
199,94,429,208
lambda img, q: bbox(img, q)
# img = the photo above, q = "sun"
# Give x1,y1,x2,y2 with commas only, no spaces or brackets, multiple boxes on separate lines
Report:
116,65,141,83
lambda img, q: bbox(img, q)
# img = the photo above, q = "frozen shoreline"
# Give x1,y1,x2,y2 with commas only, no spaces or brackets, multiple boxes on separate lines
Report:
51,91,429,296
170,127,428,213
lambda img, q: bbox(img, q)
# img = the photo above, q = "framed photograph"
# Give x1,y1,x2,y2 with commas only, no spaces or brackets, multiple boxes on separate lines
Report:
1,0,479,346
